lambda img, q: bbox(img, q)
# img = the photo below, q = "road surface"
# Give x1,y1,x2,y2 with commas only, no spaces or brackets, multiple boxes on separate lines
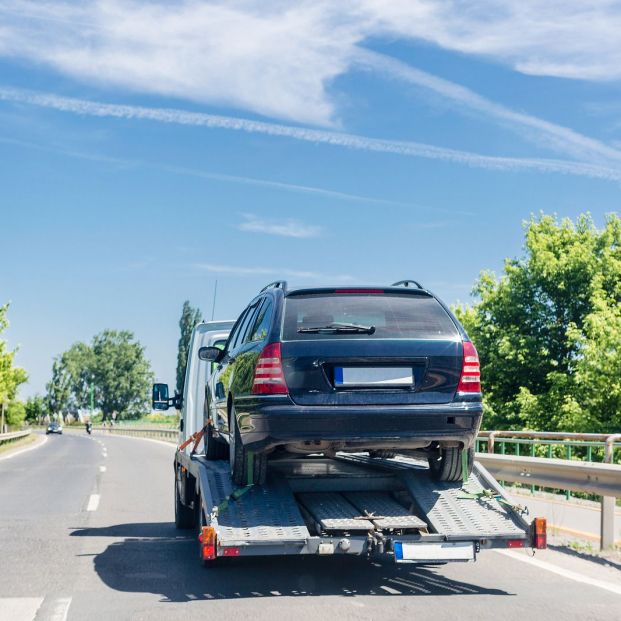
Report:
0,432,619,621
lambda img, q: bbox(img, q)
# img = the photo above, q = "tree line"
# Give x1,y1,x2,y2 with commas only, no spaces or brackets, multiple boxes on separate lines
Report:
1,212,619,432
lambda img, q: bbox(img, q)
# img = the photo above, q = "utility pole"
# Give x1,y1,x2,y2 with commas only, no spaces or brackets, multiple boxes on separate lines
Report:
1,401,6,434
90,384,94,413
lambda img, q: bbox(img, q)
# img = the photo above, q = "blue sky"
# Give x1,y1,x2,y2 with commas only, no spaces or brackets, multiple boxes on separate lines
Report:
1,1,620,398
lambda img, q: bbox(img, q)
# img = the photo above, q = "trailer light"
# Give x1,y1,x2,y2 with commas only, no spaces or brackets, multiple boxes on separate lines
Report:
222,547,240,557
199,526,217,560
506,539,526,548
533,517,547,549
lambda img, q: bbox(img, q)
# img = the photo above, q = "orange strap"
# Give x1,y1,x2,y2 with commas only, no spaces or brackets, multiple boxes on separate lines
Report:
178,426,206,453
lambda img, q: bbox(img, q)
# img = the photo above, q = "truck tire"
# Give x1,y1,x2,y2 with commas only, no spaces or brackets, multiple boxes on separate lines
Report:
428,446,474,482
175,471,196,529
229,405,267,486
204,423,228,460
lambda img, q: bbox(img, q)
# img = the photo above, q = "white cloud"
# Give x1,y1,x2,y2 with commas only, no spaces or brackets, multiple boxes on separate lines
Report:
194,262,354,283
2,87,620,182
358,51,621,166
238,214,321,238
1,1,621,128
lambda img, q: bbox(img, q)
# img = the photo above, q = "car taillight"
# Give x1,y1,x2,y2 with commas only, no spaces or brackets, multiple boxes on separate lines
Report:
457,341,481,393
252,342,288,395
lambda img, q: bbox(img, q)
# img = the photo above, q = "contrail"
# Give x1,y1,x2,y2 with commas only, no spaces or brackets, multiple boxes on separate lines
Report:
1,86,620,182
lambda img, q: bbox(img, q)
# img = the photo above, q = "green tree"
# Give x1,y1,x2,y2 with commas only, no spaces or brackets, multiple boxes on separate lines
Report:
45,342,94,415
0,303,28,406
176,301,203,396
91,330,154,421
6,400,26,427
25,395,45,423
455,213,621,432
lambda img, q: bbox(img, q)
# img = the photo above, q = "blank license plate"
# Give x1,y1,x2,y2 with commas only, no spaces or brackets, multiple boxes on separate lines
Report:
334,367,414,387
394,541,475,562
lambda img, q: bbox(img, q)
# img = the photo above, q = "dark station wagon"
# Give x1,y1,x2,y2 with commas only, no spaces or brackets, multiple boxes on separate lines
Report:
200,280,483,485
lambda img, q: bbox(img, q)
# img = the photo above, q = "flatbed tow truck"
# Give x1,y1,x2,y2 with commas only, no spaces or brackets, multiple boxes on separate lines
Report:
175,446,546,565
160,321,546,566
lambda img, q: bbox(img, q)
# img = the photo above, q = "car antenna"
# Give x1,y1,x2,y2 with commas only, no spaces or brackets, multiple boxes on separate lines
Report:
211,279,218,320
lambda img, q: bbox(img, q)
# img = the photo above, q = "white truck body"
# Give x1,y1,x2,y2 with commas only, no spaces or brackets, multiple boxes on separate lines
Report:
180,320,234,451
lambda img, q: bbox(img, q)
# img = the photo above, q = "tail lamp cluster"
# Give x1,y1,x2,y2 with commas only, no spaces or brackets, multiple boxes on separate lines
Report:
252,342,288,395
458,341,481,393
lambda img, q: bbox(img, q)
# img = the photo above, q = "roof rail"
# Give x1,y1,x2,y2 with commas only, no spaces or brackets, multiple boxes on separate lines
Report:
391,280,424,289
260,280,288,293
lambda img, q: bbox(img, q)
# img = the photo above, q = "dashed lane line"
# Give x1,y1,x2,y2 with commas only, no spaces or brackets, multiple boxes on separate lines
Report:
86,494,100,512
495,549,621,596
99,466,106,472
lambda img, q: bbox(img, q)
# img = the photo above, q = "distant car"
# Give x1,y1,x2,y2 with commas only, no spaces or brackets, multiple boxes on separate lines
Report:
201,280,483,485
46,422,63,435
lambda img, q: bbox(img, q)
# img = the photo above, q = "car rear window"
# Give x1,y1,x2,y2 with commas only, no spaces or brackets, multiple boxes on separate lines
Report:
282,294,459,340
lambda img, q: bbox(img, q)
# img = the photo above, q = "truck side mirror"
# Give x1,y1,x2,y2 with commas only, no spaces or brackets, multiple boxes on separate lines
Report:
152,383,170,410
198,346,222,362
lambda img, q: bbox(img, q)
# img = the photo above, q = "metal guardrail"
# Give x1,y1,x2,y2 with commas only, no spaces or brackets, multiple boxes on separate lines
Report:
475,453,621,497
477,430,621,550
0,430,31,445
93,426,177,443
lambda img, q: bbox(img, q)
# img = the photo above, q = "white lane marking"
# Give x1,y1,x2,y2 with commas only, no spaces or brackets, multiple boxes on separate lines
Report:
0,435,48,462
47,596,72,621
0,597,43,620
86,494,100,511
99,466,106,472
495,550,621,596
102,451,107,457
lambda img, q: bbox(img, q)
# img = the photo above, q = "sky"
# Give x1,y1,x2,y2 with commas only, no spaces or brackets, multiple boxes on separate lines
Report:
1,0,620,398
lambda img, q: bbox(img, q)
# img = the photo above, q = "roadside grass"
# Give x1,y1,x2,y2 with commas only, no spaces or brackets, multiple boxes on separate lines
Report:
0,433,37,456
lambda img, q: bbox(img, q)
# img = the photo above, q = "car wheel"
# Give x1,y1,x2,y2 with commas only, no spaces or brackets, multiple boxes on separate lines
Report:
428,446,474,482
204,423,228,460
229,405,266,486
174,468,196,529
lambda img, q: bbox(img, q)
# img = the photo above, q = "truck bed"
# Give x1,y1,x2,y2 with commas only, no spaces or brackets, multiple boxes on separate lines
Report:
180,451,535,562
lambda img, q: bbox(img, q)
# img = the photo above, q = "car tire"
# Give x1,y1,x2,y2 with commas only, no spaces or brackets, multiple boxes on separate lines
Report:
428,446,474,482
174,469,196,529
229,405,267,486
204,423,228,460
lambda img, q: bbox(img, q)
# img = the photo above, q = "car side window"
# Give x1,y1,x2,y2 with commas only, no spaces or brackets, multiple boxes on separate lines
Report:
232,302,261,350
248,298,273,342
226,308,250,352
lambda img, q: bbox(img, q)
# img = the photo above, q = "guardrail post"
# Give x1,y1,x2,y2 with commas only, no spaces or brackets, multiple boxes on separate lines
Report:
488,432,497,454
601,434,620,550
601,496,616,550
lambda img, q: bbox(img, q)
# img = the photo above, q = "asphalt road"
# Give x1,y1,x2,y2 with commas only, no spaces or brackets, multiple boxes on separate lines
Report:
0,432,619,621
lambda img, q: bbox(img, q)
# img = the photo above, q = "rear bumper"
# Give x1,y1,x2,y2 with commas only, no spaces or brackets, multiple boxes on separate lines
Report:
235,400,483,453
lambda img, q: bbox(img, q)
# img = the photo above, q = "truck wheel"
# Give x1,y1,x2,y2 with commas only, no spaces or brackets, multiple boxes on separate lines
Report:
204,423,228,460
175,472,196,529
428,446,474,482
230,406,267,486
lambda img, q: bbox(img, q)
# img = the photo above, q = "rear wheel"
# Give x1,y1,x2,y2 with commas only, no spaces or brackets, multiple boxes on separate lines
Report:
229,405,267,486
204,423,228,460
428,446,474,482
174,470,196,529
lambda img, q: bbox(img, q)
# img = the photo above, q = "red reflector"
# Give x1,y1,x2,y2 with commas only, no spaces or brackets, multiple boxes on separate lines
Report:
222,547,241,557
533,517,547,549
457,341,481,393
507,539,526,548
199,526,217,560
252,342,288,395
334,289,384,294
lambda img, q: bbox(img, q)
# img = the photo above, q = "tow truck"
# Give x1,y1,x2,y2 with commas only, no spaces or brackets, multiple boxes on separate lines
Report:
155,321,547,566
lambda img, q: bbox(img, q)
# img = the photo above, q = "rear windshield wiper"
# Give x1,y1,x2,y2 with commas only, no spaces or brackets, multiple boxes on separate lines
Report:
297,322,376,334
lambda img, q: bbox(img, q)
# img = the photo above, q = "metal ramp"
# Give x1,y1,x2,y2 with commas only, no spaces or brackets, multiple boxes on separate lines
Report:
343,492,427,530
335,454,528,540
195,458,310,544
298,492,375,531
